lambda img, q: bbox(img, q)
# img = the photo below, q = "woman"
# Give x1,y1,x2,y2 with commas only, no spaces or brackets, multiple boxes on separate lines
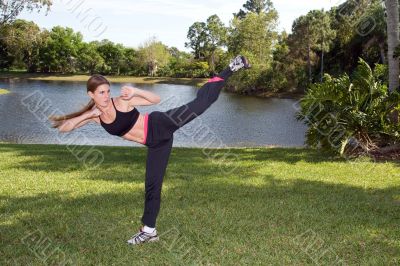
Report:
50,55,250,245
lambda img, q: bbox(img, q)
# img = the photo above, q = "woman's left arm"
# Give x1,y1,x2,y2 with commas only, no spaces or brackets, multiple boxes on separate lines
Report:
120,86,161,106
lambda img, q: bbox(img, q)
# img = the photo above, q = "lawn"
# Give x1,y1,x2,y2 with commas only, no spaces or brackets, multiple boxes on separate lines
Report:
0,144,399,265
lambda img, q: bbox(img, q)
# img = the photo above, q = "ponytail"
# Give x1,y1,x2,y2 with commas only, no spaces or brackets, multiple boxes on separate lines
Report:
49,99,95,129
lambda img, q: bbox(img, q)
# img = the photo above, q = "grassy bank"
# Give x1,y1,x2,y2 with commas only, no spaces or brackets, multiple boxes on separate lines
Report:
0,143,399,265
0,72,303,99
0,88,10,95
0,72,208,87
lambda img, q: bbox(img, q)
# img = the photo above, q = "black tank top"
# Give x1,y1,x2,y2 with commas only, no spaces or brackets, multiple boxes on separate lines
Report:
100,98,140,136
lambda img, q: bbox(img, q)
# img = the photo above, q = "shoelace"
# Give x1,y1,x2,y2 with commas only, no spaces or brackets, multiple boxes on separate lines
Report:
133,231,147,244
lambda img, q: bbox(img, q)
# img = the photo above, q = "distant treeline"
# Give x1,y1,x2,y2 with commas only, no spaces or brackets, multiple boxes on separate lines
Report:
0,0,388,94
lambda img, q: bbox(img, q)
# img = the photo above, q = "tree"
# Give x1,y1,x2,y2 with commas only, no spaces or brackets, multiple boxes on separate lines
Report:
328,0,386,73
205,15,227,74
234,0,275,19
96,40,125,75
290,10,335,84
39,26,83,73
0,0,52,25
313,10,336,82
185,22,208,59
226,12,278,93
166,47,193,77
361,1,387,65
385,0,399,92
77,42,105,75
226,1,278,93
229,10,278,65
2,19,43,71
138,37,170,76
0,26,13,69
266,31,297,92
185,15,227,74
290,14,318,84
168,47,181,58
119,47,138,75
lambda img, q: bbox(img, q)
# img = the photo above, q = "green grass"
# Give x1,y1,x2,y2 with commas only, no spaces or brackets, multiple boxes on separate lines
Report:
0,88,10,95
0,72,208,87
0,143,399,265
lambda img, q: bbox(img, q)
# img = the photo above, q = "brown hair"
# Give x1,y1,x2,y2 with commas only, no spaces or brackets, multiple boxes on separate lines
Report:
49,74,110,128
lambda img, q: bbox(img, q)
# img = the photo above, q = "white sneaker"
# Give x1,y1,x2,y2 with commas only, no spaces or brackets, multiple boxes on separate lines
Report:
127,227,159,245
229,55,251,72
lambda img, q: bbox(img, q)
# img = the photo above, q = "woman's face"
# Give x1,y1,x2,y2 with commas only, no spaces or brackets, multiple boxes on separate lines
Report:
88,84,111,108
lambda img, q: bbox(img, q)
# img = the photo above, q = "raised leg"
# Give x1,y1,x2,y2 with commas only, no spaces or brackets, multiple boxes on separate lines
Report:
159,67,234,135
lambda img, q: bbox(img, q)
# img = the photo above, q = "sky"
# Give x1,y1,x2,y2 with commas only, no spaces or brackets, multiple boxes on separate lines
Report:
18,0,344,51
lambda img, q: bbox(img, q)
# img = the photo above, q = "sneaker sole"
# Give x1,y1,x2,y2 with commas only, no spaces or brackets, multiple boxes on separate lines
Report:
127,236,159,245
241,57,251,69
148,236,159,242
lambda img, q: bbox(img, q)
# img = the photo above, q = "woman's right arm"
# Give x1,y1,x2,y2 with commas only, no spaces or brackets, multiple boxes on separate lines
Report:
58,108,101,132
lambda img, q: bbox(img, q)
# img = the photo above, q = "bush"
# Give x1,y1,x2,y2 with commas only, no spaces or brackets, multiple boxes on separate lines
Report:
296,58,400,156
171,61,210,78
225,64,264,93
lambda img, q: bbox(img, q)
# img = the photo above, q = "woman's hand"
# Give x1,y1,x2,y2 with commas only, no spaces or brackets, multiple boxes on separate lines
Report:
120,86,161,106
88,106,102,117
121,86,137,100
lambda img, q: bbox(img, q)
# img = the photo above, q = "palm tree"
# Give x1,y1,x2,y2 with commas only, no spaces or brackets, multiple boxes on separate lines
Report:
386,0,399,93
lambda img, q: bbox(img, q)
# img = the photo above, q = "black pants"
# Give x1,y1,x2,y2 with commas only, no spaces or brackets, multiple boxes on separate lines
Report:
141,68,233,227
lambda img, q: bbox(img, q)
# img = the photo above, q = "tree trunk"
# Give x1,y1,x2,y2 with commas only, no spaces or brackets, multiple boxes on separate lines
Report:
307,41,311,84
197,45,201,60
379,42,386,64
386,0,399,92
320,50,324,82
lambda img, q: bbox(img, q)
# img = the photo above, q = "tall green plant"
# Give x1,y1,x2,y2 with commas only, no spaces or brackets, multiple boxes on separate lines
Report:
297,58,400,156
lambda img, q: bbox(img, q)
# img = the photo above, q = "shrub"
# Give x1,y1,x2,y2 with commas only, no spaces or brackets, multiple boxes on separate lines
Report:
296,58,400,156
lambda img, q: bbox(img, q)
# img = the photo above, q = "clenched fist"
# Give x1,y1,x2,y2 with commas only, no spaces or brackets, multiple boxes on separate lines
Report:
121,86,137,100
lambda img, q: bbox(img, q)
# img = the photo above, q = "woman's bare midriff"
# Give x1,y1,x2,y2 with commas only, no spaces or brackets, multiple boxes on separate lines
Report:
121,113,146,143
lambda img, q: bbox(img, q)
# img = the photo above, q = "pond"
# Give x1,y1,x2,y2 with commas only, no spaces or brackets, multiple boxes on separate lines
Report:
0,79,307,148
